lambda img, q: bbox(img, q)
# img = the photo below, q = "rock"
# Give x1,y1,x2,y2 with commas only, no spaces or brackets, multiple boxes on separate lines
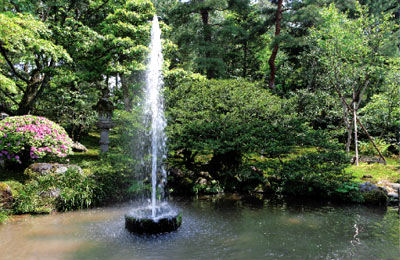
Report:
199,171,211,178
195,177,208,185
389,183,400,190
361,175,373,179
376,181,399,199
39,188,61,199
71,142,88,153
387,192,398,199
0,112,9,120
362,190,388,206
353,156,385,165
55,166,68,174
25,163,82,177
359,182,386,193
169,167,185,177
0,183,13,209
359,182,388,206
125,206,182,234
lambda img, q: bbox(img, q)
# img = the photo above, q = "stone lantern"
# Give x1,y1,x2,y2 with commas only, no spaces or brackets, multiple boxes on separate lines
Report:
95,97,114,153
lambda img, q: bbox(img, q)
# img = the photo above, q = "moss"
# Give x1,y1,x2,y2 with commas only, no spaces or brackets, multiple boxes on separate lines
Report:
3,181,23,195
176,213,182,226
0,182,9,192
346,157,400,183
362,189,388,206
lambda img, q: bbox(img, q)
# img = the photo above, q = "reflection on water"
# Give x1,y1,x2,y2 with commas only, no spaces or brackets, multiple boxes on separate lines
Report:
0,195,399,260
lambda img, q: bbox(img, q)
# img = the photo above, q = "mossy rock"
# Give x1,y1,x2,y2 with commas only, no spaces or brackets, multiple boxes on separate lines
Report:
24,163,82,178
125,212,182,234
0,182,13,210
362,189,388,206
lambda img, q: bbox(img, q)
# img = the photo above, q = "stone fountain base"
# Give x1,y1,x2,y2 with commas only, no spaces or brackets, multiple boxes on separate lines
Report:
125,205,182,234
125,213,182,234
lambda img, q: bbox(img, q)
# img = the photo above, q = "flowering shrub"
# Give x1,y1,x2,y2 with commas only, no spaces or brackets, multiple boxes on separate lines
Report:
0,115,73,164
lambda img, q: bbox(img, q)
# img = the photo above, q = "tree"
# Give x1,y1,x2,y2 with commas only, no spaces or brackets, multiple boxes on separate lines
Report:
259,0,326,92
166,0,266,79
0,0,155,118
101,0,155,111
308,3,399,164
267,0,283,89
0,12,71,115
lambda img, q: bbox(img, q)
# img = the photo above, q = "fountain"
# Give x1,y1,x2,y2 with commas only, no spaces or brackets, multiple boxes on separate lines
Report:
125,15,181,234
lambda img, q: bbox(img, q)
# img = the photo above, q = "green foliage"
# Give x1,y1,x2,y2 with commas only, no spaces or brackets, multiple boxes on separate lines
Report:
12,177,55,214
55,168,96,211
266,140,356,200
102,0,155,75
164,68,206,90
287,89,342,131
359,138,392,157
166,79,353,197
362,189,388,206
166,79,283,167
0,116,73,165
0,12,70,62
359,71,400,143
36,79,99,141
0,209,8,223
13,168,95,214
81,109,154,203
308,3,399,99
0,12,71,114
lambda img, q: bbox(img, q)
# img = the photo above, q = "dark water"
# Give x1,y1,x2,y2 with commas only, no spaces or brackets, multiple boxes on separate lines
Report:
0,195,399,260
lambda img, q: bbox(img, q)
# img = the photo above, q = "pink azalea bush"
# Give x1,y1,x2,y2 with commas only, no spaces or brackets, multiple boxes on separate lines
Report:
0,115,73,164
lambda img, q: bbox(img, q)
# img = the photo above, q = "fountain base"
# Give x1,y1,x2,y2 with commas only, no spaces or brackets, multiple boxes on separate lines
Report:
125,205,182,234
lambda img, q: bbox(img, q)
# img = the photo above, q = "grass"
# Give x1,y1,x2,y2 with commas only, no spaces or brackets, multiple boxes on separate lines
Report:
345,157,400,183
68,132,100,165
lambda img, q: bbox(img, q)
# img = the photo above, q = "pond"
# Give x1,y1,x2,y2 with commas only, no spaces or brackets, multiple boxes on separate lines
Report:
0,195,399,260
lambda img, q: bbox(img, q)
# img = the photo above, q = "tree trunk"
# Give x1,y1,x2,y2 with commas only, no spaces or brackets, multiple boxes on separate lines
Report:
200,8,214,78
121,74,132,112
16,71,46,115
243,40,248,78
334,85,386,165
353,89,359,166
342,103,353,154
267,0,283,90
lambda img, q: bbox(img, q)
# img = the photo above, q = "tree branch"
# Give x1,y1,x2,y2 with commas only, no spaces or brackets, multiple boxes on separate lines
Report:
0,88,18,105
0,46,29,83
83,0,110,20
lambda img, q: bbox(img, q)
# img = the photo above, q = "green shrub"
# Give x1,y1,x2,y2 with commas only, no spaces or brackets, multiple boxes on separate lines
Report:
0,210,8,224
13,177,55,214
166,79,285,174
362,189,388,206
266,143,351,197
359,138,392,157
55,168,96,211
0,115,73,165
164,68,206,90
13,168,95,214
166,79,352,198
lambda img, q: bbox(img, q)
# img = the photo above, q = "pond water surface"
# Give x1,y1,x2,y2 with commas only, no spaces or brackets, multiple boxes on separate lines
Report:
0,195,399,260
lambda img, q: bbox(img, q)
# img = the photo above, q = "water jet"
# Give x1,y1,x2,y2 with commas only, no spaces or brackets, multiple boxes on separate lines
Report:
124,15,181,234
